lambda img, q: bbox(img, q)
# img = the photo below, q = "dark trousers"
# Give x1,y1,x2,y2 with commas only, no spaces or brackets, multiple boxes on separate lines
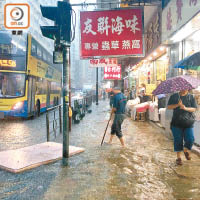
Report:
171,126,194,152
111,114,125,138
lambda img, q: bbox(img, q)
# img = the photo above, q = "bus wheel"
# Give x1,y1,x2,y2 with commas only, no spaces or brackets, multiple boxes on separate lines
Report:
36,101,40,117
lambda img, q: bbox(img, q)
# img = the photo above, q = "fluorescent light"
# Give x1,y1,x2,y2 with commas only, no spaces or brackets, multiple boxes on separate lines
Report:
153,52,158,56
160,46,165,51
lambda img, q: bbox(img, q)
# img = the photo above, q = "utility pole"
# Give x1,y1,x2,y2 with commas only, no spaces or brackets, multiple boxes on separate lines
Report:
96,68,98,105
62,0,70,166
40,0,72,166
62,44,69,165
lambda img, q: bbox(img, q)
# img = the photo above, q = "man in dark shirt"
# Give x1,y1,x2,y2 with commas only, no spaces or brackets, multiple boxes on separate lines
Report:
108,87,127,147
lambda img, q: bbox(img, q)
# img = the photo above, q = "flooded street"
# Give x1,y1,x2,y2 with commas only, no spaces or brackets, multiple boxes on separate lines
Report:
1,101,200,199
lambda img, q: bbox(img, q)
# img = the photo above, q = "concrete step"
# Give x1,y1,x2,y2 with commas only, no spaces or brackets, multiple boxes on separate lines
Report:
0,142,84,173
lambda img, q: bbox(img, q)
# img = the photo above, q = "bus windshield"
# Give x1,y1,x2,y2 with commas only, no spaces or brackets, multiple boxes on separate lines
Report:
0,31,26,55
0,72,26,98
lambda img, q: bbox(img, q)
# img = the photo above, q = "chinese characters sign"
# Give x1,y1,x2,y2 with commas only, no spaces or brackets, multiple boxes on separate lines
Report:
145,11,161,55
162,0,200,42
89,58,117,68
80,8,144,58
104,65,121,80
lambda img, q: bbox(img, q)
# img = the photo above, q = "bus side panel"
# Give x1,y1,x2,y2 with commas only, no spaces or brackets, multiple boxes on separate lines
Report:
35,94,47,114
27,76,36,116
0,100,29,118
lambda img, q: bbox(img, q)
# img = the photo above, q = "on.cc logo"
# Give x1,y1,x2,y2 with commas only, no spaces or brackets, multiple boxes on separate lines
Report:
10,7,24,21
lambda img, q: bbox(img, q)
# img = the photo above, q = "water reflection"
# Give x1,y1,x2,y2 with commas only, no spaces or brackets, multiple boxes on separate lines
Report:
1,102,200,200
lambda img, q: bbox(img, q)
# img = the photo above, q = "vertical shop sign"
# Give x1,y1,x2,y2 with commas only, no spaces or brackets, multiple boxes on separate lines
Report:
162,0,200,42
145,11,161,55
104,65,121,80
80,8,144,58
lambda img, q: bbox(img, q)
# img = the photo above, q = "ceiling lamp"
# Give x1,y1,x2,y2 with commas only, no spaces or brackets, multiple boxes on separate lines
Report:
160,46,165,51
153,52,158,56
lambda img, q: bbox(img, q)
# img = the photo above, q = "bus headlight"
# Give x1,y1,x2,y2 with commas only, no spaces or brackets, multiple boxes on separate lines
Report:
12,101,24,110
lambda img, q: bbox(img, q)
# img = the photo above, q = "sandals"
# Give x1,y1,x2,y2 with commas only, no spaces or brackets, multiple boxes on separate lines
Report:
176,158,183,165
184,152,191,160
176,152,191,166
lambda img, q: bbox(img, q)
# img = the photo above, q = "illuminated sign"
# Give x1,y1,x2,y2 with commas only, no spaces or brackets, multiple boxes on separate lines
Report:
0,59,16,67
80,8,144,58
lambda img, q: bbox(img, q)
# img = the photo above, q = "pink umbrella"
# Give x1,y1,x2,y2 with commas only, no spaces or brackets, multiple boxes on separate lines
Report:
152,75,200,95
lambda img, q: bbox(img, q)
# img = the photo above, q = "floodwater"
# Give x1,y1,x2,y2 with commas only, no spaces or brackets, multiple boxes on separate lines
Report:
1,101,200,200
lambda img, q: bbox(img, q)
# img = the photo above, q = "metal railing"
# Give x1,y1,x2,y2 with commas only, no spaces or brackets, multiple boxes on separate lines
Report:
46,95,93,141
46,104,62,142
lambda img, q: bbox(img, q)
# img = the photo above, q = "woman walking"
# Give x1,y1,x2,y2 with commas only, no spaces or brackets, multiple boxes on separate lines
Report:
167,90,197,165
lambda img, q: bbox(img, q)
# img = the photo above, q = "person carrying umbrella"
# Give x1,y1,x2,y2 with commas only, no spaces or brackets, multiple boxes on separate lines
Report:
167,89,197,165
153,75,200,165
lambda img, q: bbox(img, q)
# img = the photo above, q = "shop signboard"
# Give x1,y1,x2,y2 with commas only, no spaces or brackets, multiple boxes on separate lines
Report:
156,60,167,81
145,10,161,55
146,84,156,95
162,0,200,42
104,65,121,80
89,58,117,68
80,8,144,58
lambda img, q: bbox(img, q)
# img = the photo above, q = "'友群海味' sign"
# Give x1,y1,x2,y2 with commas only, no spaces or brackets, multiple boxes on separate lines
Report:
80,8,144,58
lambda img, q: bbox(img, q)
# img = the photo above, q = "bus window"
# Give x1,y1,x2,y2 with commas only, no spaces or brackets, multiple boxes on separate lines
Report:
37,46,42,58
0,31,27,55
43,51,47,62
51,82,61,94
31,41,37,56
0,72,25,97
36,78,47,95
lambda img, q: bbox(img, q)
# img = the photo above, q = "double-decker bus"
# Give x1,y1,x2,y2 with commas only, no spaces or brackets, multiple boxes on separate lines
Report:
0,31,62,118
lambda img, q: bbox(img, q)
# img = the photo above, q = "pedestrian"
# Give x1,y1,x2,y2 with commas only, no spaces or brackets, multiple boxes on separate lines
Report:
167,89,197,165
108,87,127,147
103,90,106,100
130,86,136,100
109,90,114,108
156,80,166,110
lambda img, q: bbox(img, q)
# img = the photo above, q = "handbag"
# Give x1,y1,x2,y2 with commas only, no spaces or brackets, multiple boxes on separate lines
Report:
176,110,195,128
175,94,196,128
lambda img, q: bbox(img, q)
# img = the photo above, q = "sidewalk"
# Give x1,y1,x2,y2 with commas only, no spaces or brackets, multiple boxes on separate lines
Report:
149,120,200,157
1,100,200,200
43,100,200,200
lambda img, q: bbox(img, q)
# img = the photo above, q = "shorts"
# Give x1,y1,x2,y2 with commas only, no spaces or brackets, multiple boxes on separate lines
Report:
111,114,125,138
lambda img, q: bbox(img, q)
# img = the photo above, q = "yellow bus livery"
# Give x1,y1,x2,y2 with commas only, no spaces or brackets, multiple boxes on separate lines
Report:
0,31,61,118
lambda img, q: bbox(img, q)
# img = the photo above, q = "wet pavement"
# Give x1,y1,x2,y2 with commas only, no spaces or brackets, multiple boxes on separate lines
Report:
0,100,200,200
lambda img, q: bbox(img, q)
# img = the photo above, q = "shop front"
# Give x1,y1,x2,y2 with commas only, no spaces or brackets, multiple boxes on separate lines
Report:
162,0,200,142
126,8,170,122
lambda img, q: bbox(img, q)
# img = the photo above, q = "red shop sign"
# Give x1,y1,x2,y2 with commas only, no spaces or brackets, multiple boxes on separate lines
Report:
80,8,144,58
104,65,121,80
89,58,118,67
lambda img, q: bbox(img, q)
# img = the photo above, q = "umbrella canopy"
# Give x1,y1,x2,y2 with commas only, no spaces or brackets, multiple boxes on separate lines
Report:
152,75,200,95
174,52,200,70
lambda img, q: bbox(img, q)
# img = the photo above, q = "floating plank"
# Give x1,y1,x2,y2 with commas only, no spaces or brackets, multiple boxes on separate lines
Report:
0,142,84,173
